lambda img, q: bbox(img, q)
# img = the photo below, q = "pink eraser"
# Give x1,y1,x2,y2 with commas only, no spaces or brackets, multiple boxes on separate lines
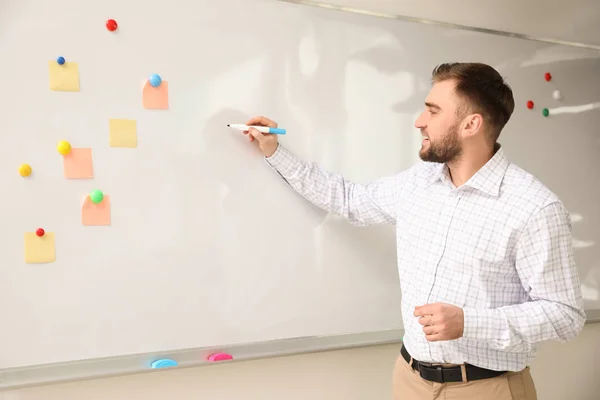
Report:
208,352,233,361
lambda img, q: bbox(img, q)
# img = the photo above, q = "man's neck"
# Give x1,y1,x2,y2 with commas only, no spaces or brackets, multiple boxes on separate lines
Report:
446,144,496,187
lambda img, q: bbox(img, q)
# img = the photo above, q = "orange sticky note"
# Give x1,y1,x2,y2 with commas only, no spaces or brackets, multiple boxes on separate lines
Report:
82,195,111,226
63,148,93,179
143,80,169,109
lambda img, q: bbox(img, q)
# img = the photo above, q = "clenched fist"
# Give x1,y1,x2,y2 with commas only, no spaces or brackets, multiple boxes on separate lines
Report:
414,302,464,342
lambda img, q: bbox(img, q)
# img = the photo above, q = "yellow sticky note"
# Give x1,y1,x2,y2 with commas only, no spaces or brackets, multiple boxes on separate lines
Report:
142,80,169,109
48,61,80,92
24,232,56,264
109,119,137,148
63,148,93,179
82,195,111,226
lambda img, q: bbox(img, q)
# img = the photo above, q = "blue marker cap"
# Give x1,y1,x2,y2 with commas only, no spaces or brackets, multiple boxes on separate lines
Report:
57,56,65,65
268,127,286,135
150,358,178,369
149,74,162,87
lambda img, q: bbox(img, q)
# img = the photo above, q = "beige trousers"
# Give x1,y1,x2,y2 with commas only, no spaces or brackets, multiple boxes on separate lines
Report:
392,353,537,400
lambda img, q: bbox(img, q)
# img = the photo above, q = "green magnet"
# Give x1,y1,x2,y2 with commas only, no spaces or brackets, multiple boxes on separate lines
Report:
90,189,104,204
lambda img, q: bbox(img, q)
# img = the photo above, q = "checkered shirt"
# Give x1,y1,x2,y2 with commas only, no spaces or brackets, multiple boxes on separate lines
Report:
264,142,585,372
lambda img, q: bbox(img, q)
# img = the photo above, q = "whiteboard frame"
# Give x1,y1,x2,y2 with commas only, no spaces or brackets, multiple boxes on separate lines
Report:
278,0,600,50
1,310,599,389
1,0,598,389
0,329,403,389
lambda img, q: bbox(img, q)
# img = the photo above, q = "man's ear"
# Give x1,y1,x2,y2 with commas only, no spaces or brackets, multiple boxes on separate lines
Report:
462,113,483,137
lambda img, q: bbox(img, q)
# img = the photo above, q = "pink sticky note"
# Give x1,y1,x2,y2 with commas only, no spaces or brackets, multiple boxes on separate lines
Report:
142,80,169,109
63,148,93,179
207,353,233,362
82,195,111,226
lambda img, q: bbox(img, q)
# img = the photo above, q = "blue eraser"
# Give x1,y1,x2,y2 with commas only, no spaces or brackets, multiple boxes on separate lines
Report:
151,358,178,369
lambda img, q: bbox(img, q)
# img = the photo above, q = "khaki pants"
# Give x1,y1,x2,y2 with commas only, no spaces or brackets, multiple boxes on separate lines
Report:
392,353,537,399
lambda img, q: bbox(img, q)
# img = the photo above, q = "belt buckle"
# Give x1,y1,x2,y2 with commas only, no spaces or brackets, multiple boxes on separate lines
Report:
418,363,444,383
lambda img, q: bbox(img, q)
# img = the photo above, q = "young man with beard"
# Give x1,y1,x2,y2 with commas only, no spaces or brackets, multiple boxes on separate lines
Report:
239,62,585,399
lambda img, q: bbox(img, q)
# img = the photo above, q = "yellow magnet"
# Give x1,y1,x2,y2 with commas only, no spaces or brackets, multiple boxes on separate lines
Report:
19,164,32,177
57,140,71,155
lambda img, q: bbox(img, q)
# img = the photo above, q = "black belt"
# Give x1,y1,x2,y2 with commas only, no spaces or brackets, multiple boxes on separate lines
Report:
401,344,506,383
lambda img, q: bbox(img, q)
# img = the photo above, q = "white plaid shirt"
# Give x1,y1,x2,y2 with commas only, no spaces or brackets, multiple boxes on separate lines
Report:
264,142,585,372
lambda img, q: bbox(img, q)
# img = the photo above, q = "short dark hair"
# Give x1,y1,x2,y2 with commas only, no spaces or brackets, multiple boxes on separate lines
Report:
431,62,515,142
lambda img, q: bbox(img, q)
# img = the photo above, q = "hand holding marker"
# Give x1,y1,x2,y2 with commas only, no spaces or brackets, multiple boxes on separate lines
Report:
228,116,284,157
227,124,286,135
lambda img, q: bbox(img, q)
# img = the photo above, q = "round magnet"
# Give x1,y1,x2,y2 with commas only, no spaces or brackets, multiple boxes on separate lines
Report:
149,74,162,87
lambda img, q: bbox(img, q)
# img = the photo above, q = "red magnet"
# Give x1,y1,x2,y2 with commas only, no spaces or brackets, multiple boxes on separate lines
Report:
526,100,534,109
207,352,233,361
544,72,552,81
36,228,45,237
106,19,118,32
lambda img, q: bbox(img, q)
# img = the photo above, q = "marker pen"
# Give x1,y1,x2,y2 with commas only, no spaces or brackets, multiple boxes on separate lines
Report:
227,124,286,135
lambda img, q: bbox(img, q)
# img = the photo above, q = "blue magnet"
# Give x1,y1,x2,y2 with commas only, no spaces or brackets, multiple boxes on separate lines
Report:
57,56,65,65
148,74,162,87
150,358,178,369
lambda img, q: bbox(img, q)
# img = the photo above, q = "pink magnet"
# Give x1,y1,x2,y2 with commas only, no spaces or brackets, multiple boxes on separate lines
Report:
208,352,233,361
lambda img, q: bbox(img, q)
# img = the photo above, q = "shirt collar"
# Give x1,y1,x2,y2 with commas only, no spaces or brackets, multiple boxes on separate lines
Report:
428,143,509,197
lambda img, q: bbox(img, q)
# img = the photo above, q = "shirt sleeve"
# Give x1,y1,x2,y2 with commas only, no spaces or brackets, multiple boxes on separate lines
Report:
462,201,586,352
264,143,409,226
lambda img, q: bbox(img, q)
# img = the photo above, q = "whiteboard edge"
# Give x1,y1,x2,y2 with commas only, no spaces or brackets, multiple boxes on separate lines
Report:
2,310,599,390
275,0,600,51
0,329,403,389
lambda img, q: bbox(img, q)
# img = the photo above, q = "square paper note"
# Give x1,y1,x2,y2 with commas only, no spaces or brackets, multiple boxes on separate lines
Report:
63,148,93,179
109,119,137,148
142,80,169,109
24,232,56,263
82,195,111,226
48,61,80,92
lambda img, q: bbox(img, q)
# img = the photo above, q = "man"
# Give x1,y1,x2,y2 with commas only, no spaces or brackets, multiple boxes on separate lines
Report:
239,62,585,399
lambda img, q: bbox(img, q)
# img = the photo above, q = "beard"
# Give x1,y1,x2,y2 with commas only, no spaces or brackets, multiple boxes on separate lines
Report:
419,122,462,163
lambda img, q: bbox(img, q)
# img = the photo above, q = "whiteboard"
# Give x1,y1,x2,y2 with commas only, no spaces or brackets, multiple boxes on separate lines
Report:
0,0,598,374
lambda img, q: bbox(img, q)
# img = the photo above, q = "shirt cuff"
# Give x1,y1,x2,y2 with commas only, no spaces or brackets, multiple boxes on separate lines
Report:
264,143,303,178
462,307,499,341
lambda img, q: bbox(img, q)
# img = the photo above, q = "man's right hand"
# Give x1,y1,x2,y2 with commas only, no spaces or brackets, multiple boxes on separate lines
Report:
243,116,279,157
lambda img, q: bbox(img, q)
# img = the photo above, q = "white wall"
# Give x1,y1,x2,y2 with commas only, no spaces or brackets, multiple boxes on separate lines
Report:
2,1,598,399
2,324,599,400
